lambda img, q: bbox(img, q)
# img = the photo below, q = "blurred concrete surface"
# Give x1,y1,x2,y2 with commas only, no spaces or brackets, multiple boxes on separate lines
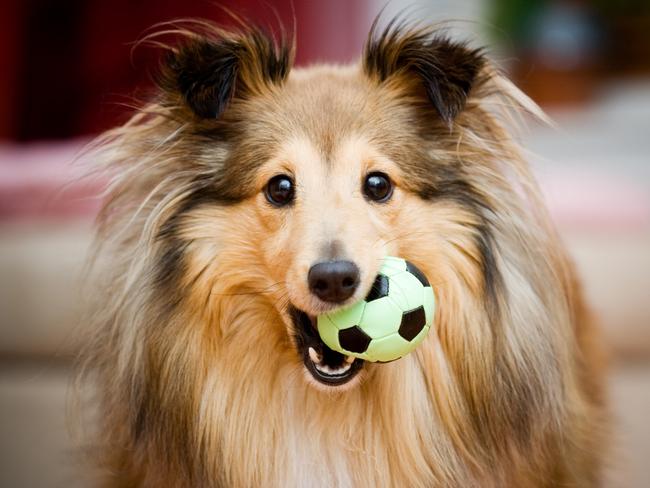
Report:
0,362,85,488
605,363,650,488
0,222,92,358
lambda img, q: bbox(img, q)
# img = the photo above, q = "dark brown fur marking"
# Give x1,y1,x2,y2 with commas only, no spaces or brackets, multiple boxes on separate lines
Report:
159,26,294,119
364,19,484,125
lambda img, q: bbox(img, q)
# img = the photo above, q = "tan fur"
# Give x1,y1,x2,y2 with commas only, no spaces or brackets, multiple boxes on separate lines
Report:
80,23,607,488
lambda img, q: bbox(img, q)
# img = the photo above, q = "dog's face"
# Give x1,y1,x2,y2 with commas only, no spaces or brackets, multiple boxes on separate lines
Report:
155,27,489,390
254,130,403,388
255,133,397,314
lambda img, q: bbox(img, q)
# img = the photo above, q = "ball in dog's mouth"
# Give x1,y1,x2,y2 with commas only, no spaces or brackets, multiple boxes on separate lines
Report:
290,307,364,386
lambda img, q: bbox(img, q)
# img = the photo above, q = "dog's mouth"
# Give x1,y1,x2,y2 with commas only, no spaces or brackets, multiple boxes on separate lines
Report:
290,307,364,387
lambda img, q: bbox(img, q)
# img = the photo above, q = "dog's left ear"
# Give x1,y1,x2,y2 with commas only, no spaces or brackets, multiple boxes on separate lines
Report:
363,22,485,126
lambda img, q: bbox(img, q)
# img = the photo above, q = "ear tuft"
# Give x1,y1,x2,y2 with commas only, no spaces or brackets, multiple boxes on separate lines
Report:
159,26,294,119
163,39,240,119
364,20,485,125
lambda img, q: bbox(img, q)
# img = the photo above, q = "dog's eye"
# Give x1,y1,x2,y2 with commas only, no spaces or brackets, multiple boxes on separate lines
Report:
363,172,393,202
265,174,295,206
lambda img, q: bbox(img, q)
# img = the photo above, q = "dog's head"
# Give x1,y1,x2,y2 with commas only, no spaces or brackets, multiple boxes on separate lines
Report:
134,23,498,391
97,22,514,395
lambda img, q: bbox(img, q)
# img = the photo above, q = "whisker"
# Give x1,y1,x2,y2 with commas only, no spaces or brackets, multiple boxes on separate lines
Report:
208,281,288,298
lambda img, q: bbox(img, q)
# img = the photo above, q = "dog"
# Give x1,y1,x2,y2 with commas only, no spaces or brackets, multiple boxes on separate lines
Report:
81,17,607,487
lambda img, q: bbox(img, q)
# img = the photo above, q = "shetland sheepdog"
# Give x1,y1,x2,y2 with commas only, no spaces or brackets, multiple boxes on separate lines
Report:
82,17,607,487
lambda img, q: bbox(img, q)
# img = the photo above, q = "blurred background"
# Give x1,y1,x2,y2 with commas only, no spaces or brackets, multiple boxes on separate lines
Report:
0,1,648,486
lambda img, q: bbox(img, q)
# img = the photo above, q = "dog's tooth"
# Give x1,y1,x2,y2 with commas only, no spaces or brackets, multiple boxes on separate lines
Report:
315,363,328,374
345,355,355,364
335,363,352,374
308,347,321,364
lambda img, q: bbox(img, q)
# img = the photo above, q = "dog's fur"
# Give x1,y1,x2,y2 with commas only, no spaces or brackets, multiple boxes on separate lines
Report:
81,18,607,487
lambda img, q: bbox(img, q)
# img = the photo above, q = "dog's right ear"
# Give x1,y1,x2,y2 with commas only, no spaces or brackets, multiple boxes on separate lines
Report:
159,28,294,119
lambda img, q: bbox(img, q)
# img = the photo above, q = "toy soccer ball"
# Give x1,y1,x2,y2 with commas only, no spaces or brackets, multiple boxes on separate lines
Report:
317,256,435,362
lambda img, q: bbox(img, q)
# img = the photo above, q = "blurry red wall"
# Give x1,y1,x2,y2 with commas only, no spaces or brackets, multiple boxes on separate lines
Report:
0,0,368,142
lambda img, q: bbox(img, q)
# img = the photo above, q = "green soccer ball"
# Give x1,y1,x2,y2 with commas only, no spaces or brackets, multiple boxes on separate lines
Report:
317,256,435,362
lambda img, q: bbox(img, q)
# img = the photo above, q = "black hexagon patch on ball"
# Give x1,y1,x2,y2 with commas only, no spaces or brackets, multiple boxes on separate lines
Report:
365,273,389,302
338,326,372,354
398,305,426,341
405,260,430,287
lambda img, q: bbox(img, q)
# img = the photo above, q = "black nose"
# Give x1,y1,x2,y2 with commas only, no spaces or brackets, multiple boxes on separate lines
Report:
308,260,360,303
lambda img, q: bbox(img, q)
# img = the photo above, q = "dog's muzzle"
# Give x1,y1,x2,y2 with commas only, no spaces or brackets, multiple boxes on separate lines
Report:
290,307,364,386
